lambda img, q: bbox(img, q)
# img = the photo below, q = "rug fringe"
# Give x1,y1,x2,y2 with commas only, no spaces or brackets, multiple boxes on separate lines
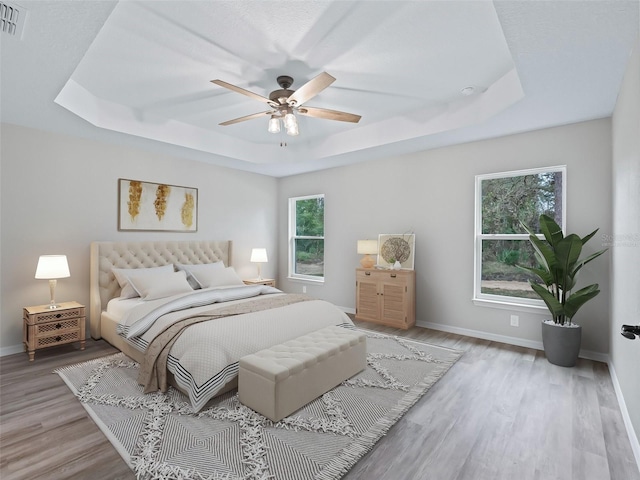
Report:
53,352,129,374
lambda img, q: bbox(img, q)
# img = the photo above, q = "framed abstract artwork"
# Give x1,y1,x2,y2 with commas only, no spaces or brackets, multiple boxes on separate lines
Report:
118,179,198,232
377,233,415,269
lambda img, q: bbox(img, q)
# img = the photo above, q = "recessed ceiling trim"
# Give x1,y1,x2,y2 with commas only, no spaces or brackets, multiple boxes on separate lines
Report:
309,68,525,159
54,79,291,165
55,65,523,166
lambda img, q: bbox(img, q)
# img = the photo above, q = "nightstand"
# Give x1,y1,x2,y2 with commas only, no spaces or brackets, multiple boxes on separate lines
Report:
23,301,85,361
243,278,276,288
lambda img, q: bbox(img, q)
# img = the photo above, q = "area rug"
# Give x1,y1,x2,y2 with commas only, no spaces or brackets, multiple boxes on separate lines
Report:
55,330,462,480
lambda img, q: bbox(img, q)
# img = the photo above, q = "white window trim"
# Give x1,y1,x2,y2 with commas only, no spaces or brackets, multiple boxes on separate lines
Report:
473,165,567,311
288,194,325,283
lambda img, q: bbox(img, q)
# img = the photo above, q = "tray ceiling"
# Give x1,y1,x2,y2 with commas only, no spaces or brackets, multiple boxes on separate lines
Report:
1,1,638,176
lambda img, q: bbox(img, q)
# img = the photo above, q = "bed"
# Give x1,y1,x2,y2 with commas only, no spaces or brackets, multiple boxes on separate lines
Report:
89,240,353,411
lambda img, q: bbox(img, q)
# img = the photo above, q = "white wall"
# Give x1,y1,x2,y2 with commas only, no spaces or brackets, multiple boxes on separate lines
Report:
0,123,279,352
611,43,640,457
278,119,612,355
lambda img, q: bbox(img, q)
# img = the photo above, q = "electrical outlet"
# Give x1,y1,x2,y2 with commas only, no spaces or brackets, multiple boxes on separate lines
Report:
510,315,519,327
302,286,307,293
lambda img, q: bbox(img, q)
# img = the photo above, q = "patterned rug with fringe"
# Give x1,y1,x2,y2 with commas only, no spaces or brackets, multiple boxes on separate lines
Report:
55,330,462,480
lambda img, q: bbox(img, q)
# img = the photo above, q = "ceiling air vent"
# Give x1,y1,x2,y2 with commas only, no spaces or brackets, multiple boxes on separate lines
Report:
1,1,26,38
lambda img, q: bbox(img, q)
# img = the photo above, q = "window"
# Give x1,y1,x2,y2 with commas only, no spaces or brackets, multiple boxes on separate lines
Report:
474,166,566,308
289,194,325,282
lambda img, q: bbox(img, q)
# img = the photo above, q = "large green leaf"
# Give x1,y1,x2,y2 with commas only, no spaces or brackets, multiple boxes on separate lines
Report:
539,214,564,247
530,282,564,320
564,275,577,292
554,234,583,290
517,265,553,286
564,284,601,319
521,221,537,237
581,228,599,246
571,249,608,277
528,234,557,275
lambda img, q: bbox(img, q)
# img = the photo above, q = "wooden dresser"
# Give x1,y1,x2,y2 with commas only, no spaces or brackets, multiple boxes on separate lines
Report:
355,268,416,329
23,301,85,361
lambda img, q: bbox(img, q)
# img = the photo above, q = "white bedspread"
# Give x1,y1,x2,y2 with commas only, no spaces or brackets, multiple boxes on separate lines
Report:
106,297,144,320
118,286,353,411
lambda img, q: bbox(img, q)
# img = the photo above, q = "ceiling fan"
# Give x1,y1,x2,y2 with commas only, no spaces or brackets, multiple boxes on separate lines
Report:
211,72,361,136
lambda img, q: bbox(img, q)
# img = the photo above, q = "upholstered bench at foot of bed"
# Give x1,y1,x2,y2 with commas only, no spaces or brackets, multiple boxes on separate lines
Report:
238,325,367,422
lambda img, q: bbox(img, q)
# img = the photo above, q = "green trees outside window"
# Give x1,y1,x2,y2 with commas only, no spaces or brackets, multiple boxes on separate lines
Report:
290,195,325,279
475,167,566,303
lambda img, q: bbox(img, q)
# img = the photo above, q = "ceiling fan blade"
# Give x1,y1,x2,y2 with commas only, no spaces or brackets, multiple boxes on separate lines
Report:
211,79,275,106
298,106,361,123
219,111,272,126
287,72,336,107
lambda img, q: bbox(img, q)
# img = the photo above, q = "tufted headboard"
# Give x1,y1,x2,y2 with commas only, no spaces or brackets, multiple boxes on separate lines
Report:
89,240,232,339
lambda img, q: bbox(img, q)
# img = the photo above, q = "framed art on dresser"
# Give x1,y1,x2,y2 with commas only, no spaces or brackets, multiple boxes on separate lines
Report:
118,178,198,232
377,233,415,269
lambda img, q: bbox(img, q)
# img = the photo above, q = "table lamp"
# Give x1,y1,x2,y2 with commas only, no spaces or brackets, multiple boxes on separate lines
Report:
35,255,70,309
357,240,378,269
250,248,268,280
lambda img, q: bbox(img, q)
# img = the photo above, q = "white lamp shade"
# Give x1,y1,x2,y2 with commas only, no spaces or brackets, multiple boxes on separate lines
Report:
35,255,70,279
357,240,378,255
250,248,268,263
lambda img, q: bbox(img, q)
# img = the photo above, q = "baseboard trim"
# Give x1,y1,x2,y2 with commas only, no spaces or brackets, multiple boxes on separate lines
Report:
415,320,609,363
1,344,25,357
608,361,640,471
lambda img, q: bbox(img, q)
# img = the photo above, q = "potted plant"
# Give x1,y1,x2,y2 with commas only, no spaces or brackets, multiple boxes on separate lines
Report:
387,257,401,270
519,214,608,367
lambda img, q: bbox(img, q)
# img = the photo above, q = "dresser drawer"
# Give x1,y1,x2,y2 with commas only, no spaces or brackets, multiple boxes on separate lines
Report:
33,317,82,335
34,329,82,349
24,306,85,325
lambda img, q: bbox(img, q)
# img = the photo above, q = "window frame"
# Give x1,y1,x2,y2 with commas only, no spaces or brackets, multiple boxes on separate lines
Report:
288,194,325,283
473,166,567,311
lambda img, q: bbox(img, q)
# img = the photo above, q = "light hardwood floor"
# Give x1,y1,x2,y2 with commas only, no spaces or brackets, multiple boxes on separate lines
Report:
1,321,638,480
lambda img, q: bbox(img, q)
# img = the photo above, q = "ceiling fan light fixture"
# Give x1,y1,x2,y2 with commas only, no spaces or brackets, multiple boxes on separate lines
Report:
268,115,281,133
284,110,297,130
286,122,299,136
213,72,360,136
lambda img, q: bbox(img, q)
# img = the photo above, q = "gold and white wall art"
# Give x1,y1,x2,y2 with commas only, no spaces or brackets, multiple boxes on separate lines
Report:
118,178,197,232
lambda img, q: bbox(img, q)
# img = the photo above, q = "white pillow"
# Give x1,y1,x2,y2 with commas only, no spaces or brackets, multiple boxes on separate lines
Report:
112,265,175,299
191,266,244,289
128,270,193,301
175,262,224,289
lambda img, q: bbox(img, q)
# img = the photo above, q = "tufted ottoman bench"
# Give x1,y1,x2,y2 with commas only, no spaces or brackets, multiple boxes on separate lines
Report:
238,325,367,422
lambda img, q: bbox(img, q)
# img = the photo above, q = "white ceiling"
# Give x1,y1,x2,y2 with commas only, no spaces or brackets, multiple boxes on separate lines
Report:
1,1,638,177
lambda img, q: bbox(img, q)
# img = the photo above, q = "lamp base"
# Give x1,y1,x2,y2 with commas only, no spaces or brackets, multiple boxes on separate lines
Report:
47,279,60,309
360,254,375,269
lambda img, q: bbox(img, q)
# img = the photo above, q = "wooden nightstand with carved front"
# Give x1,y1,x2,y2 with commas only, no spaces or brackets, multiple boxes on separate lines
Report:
23,301,85,361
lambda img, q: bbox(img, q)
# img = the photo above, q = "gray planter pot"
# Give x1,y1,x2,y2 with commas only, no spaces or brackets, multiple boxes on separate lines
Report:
541,321,582,367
